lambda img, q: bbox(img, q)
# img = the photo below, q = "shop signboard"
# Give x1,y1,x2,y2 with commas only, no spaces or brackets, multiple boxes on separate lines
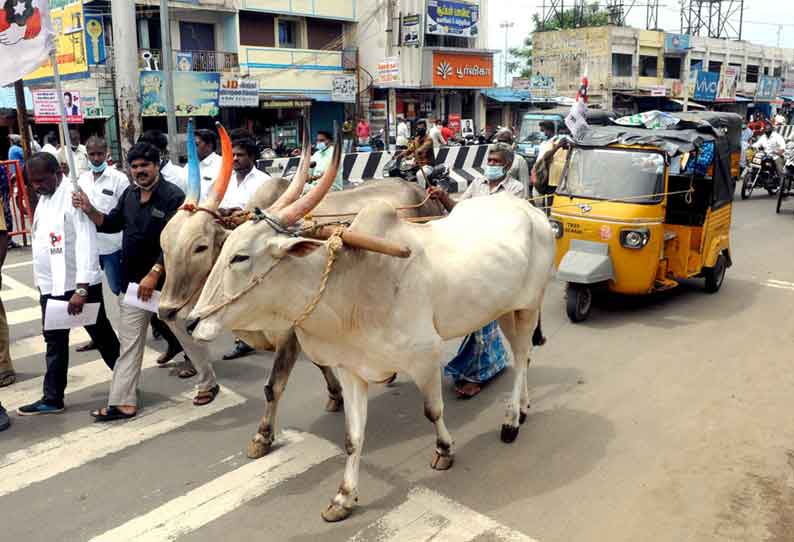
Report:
650,86,667,97
25,1,89,82
331,75,357,103
84,15,106,65
755,76,782,101
426,0,479,38
33,89,83,124
783,79,794,98
402,13,421,46
432,52,493,88
664,33,690,54
716,65,740,101
377,57,400,86
512,78,531,90
80,91,105,118
448,113,461,134
219,78,259,107
176,52,193,72
692,71,720,102
261,100,313,109
529,74,556,97
140,71,220,117
461,118,475,138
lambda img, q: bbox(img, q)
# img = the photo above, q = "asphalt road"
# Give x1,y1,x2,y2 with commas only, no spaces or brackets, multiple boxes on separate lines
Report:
2,193,794,542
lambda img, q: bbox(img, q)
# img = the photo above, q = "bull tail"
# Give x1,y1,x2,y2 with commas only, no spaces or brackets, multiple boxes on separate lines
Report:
532,312,546,347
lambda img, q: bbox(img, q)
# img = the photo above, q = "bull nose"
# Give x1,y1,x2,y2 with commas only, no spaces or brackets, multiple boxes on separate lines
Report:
186,317,200,336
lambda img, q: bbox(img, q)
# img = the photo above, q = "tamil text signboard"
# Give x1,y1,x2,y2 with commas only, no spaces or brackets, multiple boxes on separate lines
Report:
432,52,492,88
529,74,556,97
33,89,83,124
219,78,259,107
377,57,400,86
140,71,220,117
331,75,357,103
426,0,479,38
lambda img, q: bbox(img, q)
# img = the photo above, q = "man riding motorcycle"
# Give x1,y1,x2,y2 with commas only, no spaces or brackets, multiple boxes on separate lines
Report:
753,122,786,177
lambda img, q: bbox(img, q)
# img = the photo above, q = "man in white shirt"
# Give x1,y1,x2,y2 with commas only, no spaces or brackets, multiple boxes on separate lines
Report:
58,129,90,178
195,129,222,200
140,129,186,193
41,131,59,158
396,118,410,150
306,131,343,193
18,153,119,416
220,137,270,211
753,123,787,176
429,117,447,150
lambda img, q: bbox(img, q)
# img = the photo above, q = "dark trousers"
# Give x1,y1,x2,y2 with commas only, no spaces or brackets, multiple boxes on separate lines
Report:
40,283,120,406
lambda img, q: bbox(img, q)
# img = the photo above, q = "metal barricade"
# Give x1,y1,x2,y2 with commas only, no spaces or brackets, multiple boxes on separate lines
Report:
0,160,33,246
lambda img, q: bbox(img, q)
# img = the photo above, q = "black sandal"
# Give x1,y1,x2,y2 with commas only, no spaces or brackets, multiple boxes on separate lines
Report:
91,406,137,422
193,384,220,406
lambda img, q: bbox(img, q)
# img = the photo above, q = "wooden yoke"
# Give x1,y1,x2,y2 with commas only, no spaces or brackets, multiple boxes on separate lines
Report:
305,226,412,259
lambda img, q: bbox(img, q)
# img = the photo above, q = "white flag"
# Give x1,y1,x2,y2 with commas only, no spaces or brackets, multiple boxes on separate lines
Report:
0,0,54,87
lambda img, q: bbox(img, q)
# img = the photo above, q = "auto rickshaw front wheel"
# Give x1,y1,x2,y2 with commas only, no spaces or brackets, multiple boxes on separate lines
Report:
566,284,593,323
704,255,727,294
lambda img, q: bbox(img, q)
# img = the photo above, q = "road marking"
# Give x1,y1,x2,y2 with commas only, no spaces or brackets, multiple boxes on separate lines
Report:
350,487,538,542
2,259,33,270
9,328,90,360
764,279,794,291
7,306,42,325
1,287,33,301
1,273,39,298
87,431,340,542
3,347,161,412
0,386,245,498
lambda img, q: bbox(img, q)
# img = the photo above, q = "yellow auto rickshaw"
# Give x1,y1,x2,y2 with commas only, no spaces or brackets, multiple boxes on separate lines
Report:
549,122,734,322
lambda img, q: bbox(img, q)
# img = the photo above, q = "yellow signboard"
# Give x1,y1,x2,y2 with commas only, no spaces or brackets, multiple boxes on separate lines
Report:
25,2,88,81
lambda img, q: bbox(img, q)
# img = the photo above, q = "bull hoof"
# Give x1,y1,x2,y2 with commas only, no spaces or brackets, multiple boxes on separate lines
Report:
246,436,272,459
325,396,344,412
431,451,454,471
519,411,528,425
501,424,520,443
321,503,353,522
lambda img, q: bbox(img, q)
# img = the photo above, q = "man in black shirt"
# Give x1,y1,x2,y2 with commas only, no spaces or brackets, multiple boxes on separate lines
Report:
73,143,202,420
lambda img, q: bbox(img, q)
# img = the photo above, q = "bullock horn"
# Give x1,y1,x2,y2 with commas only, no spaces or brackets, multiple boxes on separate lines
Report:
268,122,311,213
183,118,201,205
203,122,234,210
276,124,342,225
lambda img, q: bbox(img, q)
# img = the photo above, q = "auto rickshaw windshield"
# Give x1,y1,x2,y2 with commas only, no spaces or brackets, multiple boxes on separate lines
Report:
558,147,666,204
518,117,551,143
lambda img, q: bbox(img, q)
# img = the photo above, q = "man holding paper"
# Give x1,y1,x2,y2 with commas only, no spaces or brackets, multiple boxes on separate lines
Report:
73,142,188,421
17,153,120,416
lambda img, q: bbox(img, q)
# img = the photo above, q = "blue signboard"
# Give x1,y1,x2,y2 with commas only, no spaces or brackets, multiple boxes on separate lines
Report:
693,71,720,102
664,33,690,54
84,15,107,65
426,0,479,38
140,71,220,117
755,76,782,101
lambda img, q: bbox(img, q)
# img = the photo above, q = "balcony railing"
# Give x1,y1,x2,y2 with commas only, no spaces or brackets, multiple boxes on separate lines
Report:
139,49,239,72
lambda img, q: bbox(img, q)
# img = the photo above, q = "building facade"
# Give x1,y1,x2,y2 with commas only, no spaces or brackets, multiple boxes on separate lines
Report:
532,26,794,117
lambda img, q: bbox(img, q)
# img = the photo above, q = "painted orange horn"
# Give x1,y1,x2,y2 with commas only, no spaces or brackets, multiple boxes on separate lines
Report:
268,122,311,213
203,122,233,210
276,124,342,225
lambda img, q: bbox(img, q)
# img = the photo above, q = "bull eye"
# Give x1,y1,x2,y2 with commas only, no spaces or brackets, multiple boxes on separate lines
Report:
230,254,250,264
194,245,209,254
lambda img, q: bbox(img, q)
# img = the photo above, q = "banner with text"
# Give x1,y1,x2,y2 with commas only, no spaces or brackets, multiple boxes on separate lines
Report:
140,71,220,117
33,90,83,124
426,0,479,38
432,51,492,88
219,78,259,107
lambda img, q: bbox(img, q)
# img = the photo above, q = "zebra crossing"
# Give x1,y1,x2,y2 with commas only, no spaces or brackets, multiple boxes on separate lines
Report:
1,267,537,542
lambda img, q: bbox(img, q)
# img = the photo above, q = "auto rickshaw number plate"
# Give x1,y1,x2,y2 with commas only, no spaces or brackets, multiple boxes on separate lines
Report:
565,222,583,234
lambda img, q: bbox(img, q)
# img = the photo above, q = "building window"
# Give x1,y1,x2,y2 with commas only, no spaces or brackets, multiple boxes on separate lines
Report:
278,19,298,49
708,61,721,73
639,55,657,77
664,56,681,79
746,64,759,83
774,66,782,77
729,63,742,80
240,12,275,47
180,22,215,51
612,53,632,77
763,66,769,75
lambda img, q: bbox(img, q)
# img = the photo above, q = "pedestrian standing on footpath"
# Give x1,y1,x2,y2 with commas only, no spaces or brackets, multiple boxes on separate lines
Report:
72,143,191,420
17,153,119,416
356,118,370,147
427,143,524,398
194,129,222,201
72,137,129,353
342,118,354,153
0,203,15,389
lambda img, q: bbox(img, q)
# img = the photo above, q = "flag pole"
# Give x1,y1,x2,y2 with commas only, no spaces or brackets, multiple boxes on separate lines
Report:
49,50,78,190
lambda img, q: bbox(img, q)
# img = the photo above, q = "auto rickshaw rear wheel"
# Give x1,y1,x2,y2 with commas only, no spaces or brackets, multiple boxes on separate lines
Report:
704,254,727,294
566,284,593,323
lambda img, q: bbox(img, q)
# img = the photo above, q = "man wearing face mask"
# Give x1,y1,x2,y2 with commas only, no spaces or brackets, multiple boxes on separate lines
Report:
306,131,343,192
752,122,786,177
73,143,195,420
494,128,530,195
426,143,523,398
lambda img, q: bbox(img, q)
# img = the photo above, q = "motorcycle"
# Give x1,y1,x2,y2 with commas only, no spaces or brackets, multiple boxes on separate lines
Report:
775,141,794,214
382,155,450,188
740,150,781,199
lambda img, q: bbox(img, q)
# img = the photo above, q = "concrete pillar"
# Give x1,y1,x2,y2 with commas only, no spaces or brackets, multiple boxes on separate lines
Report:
112,0,142,157
474,91,486,132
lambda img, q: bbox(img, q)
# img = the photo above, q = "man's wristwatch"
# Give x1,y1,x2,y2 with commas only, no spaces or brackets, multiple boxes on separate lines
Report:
151,264,164,275
75,288,89,298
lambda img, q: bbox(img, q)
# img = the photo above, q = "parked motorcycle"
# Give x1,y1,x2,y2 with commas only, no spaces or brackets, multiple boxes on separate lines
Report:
740,150,781,199
775,141,794,214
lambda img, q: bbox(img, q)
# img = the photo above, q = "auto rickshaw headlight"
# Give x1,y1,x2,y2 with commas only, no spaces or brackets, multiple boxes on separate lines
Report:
620,229,650,249
550,219,563,238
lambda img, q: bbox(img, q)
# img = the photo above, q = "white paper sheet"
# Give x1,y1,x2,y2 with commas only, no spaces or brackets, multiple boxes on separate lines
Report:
44,300,100,331
123,283,161,313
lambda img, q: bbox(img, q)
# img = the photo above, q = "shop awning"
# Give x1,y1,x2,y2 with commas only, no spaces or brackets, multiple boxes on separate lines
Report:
669,99,706,110
482,88,533,104
0,86,32,110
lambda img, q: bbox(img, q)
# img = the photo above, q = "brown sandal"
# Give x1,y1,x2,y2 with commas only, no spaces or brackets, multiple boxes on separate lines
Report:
193,384,220,406
454,381,482,399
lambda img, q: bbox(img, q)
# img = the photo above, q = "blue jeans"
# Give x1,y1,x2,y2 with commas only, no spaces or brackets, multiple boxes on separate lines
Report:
99,250,123,296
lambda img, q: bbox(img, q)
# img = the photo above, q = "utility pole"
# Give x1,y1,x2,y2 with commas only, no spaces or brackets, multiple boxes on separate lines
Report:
500,21,514,87
13,80,32,157
111,0,142,160
159,0,178,154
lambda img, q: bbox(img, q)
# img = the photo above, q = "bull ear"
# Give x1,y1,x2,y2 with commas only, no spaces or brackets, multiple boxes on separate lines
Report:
268,236,324,259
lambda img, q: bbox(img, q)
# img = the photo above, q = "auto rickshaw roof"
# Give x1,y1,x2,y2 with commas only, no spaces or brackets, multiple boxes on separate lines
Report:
525,107,616,125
